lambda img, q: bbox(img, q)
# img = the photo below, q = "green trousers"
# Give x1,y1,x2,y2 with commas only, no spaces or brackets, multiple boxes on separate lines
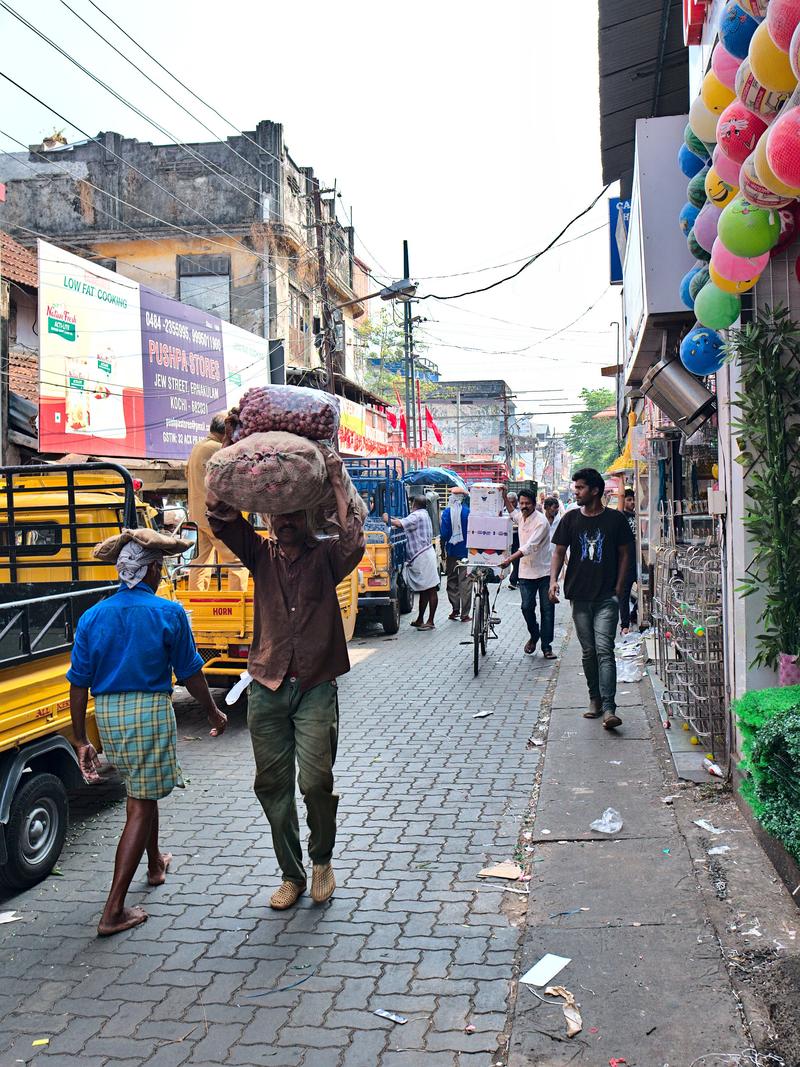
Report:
247,678,339,886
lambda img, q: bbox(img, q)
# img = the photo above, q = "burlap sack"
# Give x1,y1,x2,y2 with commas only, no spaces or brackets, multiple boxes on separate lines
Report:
94,527,192,562
205,431,329,515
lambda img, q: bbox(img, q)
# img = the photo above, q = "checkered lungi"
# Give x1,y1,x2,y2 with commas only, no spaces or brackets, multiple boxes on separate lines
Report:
93,692,184,801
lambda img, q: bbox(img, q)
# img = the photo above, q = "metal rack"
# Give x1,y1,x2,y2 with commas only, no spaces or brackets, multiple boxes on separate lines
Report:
651,503,728,762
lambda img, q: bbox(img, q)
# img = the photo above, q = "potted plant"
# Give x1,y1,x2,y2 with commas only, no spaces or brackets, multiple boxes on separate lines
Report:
727,308,800,682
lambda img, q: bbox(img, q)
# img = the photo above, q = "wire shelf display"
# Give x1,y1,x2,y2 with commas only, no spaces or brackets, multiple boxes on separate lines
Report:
651,503,727,763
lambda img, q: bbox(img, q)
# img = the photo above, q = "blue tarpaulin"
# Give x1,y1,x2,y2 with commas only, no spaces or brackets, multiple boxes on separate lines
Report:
402,467,468,490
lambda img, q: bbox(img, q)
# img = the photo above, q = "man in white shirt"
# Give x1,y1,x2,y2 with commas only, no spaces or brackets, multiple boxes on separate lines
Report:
500,488,556,659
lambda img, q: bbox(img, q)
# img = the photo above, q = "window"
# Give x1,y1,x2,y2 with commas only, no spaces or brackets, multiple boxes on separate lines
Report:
177,254,231,321
0,523,62,556
289,286,310,333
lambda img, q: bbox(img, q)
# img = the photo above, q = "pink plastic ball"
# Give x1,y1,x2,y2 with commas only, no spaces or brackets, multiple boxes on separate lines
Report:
767,0,800,51
713,145,743,185
711,236,771,279
766,106,800,187
771,202,800,254
716,100,769,164
693,202,723,252
739,152,795,207
712,42,743,90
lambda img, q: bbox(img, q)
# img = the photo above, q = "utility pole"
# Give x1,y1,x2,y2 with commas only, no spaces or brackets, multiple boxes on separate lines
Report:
502,386,511,476
312,176,335,390
456,389,462,461
402,239,417,458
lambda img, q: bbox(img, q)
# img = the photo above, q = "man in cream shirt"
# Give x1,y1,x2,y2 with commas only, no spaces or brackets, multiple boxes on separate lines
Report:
500,488,556,659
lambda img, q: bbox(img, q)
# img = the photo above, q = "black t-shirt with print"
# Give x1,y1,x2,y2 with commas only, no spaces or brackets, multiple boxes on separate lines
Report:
553,507,635,601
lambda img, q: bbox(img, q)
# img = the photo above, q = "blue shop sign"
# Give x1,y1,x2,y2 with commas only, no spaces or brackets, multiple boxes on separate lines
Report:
609,197,631,285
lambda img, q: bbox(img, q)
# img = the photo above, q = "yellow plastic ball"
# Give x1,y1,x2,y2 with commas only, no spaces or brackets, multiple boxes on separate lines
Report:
709,262,760,293
682,722,691,731
691,736,701,745
702,70,737,114
754,132,800,196
690,94,721,143
712,463,719,478
750,21,799,92
705,167,739,208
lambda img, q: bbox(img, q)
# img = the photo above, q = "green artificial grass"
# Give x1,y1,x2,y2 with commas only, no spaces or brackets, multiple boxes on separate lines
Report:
734,686,800,861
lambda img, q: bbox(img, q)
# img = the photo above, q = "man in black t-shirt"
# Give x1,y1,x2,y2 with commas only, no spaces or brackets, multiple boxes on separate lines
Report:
549,468,634,730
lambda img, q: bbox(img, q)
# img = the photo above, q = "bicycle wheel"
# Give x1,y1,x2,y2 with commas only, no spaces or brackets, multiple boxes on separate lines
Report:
473,585,484,676
480,587,489,656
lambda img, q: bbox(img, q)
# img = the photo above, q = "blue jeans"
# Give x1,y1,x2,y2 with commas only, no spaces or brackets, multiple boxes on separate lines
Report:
571,597,619,713
519,576,555,652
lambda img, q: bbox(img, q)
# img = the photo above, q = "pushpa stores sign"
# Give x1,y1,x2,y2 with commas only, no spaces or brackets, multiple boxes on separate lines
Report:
683,0,707,45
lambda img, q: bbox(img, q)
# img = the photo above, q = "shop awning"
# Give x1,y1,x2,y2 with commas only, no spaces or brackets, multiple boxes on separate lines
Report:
599,0,689,194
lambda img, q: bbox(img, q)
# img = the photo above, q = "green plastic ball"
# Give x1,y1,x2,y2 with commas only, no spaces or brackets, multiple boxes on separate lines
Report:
684,123,711,161
689,265,711,301
687,231,712,262
694,280,742,329
717,195,781,257
688,167,710,209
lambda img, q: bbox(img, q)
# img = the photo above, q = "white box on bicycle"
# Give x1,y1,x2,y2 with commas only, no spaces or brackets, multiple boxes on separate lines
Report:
466,547,506,571
469,483,504,516
466,513,512,551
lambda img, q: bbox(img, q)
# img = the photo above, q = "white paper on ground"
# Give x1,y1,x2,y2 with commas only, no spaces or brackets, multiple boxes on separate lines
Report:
0,911,22,924
519,953,571,987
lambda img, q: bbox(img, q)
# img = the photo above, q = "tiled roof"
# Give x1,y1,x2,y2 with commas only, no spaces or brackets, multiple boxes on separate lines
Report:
10,348,38,403
0,229,38,288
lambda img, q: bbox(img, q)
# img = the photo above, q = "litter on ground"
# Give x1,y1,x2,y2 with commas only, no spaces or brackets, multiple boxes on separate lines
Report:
519,953,571,987
374,1009,407,1024
590,808,623,834
479,862,523,880
545,985,582,1038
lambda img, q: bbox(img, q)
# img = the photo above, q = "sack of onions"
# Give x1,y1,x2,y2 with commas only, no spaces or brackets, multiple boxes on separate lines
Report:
232,385,339,442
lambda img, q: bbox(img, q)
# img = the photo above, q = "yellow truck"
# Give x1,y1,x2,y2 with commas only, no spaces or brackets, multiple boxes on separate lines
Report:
171,518,358,685
0,462,142,888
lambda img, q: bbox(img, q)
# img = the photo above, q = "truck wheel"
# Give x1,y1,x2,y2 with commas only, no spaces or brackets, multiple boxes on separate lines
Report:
0,773,69,890
381,598,401,635
398,576,415,615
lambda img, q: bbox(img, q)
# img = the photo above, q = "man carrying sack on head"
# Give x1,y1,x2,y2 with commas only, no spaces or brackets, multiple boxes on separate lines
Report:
67,529,228,937
207,449,365,910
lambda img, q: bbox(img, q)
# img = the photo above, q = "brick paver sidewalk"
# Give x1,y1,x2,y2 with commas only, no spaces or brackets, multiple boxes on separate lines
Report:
0,586,559,1067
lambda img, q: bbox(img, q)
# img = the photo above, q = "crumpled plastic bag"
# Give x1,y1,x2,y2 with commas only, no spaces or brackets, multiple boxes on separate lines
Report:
545,985,582,1038
590,807,623,834
615,631,647,682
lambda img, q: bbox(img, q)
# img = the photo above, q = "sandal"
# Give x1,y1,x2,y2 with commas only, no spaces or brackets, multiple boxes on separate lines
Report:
583,709,603,719
603,714,622,730
448,612,459,621
542,650,557,660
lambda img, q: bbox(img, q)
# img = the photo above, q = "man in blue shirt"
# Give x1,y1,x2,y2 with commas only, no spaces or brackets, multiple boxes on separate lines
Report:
68,537,227,936
439,488,471,621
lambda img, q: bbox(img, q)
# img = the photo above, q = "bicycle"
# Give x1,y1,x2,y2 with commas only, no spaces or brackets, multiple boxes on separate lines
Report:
464,565,503,676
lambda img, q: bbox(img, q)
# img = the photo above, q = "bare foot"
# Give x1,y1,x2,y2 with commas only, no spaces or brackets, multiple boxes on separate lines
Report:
97,906,148,937
147,852,173,887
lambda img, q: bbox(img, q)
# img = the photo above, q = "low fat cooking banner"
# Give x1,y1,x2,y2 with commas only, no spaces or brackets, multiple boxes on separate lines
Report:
37,240,271,459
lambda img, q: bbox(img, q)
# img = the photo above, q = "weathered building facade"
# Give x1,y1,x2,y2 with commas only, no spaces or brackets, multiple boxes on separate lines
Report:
0,120,371,390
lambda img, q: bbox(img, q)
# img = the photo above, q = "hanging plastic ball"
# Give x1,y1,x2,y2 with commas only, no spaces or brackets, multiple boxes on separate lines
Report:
679,201,701,235
754,129,800,196
685,122,712,161
688,167,711,208
749,20,799,89
739,151,795,208
713,42,744,90
704,167,738,209
719,1,760,60
703,70,737,114
766,106,800,188
718,194,781,255
713,145,744,186
680,325,727,375
689,265,711,302
691,736,701,745
710,260,760,293
791,20,800,78
711,235,771,279
688,230,712,262
740,0,770,16
712,463,720,478
680,265,703,309
694,202,723,252
767,0,800,51
717,100,769,164
679,142,706,178
735,58,791,120
682,722,691,731
695,281,742,329
690,95,722,143
695,626,706,636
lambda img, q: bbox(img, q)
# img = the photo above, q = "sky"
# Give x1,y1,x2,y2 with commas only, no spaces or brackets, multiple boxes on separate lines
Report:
0,0,620,432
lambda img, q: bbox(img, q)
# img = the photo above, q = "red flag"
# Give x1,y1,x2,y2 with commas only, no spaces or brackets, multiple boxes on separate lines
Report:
425,406,443,446
386,409,398,430
393,386,408,443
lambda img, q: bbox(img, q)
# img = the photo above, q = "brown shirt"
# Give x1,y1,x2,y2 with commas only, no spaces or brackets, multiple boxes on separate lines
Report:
208,503,365,692
186,437,221,531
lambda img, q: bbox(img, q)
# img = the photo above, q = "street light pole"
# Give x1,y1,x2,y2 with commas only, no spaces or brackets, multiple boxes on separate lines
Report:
402,240,415,460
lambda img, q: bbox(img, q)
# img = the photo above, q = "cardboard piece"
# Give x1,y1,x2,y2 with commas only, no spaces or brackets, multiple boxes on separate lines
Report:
479,862,523,880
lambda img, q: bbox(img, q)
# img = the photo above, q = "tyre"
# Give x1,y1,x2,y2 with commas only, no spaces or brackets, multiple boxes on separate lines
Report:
398,575,415,615
473,592,484,676
381,598,401,635
0,773,69,890
480,590,489,656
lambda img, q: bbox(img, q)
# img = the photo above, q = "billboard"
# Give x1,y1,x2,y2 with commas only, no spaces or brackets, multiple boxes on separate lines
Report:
38,240,271,459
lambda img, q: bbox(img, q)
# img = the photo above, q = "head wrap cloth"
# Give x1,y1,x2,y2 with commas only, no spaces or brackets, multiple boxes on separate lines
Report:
115,541,164,588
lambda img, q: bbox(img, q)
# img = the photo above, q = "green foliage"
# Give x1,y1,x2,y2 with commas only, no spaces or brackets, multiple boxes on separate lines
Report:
726,307,800,669
357,311,434,406
564,387,619,473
